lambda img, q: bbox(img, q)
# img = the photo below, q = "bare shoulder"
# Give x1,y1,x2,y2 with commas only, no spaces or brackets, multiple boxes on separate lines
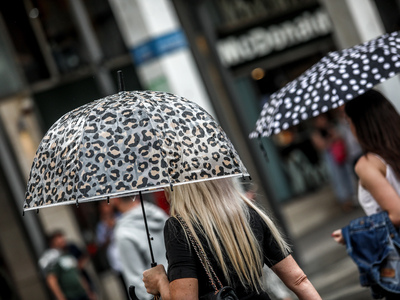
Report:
355,154,386,178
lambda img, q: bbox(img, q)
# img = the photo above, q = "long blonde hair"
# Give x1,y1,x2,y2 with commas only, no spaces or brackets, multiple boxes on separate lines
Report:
167,177,290,291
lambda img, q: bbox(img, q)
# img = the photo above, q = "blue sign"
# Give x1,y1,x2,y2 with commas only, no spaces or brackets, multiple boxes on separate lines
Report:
130,30,188,66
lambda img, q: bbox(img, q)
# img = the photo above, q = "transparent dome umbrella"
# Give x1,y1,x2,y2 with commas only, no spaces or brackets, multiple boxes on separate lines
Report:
249,30,400,139
23,87,249,299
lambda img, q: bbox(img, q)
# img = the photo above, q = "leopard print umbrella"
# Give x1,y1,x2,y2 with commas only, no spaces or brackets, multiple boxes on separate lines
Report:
24,90,249,211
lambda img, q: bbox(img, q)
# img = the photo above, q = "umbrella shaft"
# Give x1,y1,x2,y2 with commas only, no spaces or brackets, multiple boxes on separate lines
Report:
139,191,156,265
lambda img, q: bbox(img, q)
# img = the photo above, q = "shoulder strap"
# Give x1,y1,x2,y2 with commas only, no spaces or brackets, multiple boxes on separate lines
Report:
370,153,387,165
175,214,223,292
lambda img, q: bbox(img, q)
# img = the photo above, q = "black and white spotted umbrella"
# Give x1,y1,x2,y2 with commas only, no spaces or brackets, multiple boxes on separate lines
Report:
24,90,249,211
249,30,400,138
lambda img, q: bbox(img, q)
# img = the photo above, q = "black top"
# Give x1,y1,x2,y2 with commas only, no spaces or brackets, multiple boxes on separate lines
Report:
164,207,289,299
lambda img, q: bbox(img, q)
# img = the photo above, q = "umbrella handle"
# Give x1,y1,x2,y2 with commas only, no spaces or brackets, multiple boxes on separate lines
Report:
128,286,140,300
128,285,160,300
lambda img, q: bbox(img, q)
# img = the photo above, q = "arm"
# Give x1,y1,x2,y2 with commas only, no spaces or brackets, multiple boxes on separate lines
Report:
142,264,198,300
46,274,67,300
271,255,321,300
331,154,400,243
356,155,400,225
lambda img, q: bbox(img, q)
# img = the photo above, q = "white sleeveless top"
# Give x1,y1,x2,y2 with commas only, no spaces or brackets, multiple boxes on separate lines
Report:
358,155,400,216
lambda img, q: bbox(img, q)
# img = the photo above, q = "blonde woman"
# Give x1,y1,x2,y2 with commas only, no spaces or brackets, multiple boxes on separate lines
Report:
143,178,321,300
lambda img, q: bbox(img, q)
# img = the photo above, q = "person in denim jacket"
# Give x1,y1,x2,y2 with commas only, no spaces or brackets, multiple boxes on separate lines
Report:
331,89,400,299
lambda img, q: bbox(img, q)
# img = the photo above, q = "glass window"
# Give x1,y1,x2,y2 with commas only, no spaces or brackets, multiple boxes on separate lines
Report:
84,0,128,59
210,0,319,29
31,0,88,73
373,0,400,32
0,0,50,83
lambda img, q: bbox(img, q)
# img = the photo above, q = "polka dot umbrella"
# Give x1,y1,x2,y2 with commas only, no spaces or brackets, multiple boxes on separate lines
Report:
249,30,400,139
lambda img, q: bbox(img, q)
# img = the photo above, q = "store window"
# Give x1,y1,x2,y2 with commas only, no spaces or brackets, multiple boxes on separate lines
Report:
0,0,50,83
373,0,400,33
30,0,87,74
84,0,128,59
210,0,319,28
249,55,332,197
199,0,346,200
0,0,128,84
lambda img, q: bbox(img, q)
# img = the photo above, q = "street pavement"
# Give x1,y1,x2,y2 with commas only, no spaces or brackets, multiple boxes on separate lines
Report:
281,185,373,300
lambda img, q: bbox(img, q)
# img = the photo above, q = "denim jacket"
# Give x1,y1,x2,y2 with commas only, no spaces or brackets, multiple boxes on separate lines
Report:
342,211,400,298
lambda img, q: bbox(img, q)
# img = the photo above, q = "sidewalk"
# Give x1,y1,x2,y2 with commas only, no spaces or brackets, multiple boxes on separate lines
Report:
281,185,372,300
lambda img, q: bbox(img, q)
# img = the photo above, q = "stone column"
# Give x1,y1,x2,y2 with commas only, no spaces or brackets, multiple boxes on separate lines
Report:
108,0,215,116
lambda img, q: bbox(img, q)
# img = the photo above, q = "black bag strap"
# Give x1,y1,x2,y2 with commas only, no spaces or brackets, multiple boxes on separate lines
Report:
175,214,224,293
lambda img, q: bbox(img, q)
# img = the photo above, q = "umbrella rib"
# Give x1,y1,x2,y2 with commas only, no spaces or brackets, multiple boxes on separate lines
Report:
136,93,175,188
72,99,108,205
37,121,66,207
36,141,46,208
267,95,281,137
117,92,142,190
150,95,186,188
52,114,79,205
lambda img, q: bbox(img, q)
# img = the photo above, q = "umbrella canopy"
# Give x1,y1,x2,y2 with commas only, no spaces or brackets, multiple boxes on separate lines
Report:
250,30,400,138
24,90,249,211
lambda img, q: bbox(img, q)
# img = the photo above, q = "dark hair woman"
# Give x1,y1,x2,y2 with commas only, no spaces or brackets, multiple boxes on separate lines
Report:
332,89,400,299
344,89,400,180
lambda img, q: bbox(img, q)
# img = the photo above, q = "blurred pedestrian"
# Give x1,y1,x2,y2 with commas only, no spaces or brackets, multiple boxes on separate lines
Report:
95,201,129,298
39,230,96,300
96,201,120,270
334,106,363,172
113,196,168,300
311,113,356,211
332,89,400,299
65,239,96,297
142,178,321,299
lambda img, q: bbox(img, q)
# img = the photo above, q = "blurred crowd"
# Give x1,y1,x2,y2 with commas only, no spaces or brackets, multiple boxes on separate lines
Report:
38,192,170,300
273,106,363,211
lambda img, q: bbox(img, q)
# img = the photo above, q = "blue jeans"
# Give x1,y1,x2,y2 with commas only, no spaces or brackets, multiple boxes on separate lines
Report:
342,211,400,299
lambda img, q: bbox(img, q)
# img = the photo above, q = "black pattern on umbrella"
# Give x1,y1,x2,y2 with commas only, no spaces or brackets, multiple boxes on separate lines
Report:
24,90,248,211
250,31,400,138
